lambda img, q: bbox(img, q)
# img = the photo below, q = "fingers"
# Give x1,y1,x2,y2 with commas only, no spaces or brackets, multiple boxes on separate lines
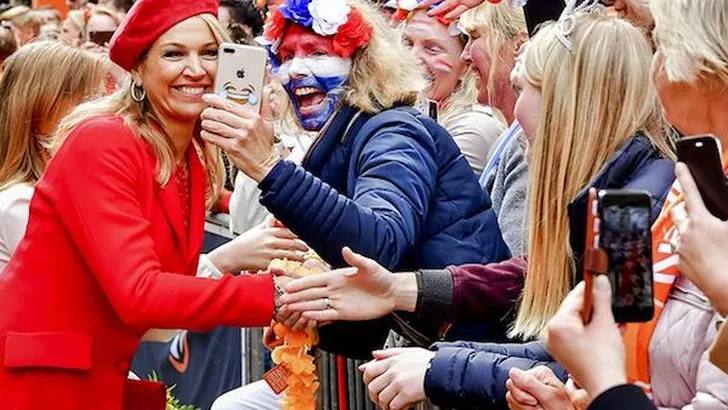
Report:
675,162,709,219
389,394,416,410
201,107,248,130
272,250,306,263
291,314,309,331
506,378,539,407
425,0,455,15
372,348,409,360
268,227,299,240
201,130,235,151
270,237,308,253
280,287,328,306
301,309,340,322
361,358,391,385
376,383,399,410
283,297,332,314
200,118,242,140
508,368,553,402
281,311,301,328
590,275,617,327
342,246,379,273
203,93,255,119
366,371,394,406
445,4,470,20
506,391,541,410
285,272,336,293
558,281,587,316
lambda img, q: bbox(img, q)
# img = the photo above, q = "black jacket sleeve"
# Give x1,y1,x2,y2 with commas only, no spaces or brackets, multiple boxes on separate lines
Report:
587,385,656,410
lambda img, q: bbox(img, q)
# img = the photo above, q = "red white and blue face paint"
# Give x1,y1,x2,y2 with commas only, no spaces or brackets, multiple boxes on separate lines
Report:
273,25,352,131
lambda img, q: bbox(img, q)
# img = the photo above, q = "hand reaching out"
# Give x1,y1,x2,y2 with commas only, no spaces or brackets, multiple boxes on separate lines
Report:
280,247,404,322
419,0,490,20
360,348,434,410
207,221,308,273
506,366,579,410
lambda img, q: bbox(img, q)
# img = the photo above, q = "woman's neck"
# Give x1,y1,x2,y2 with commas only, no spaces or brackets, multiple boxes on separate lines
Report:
703,92,728,160
494,82,517,125
158,116,196,164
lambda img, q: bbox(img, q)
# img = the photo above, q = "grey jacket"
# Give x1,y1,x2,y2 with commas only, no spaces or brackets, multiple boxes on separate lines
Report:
480,127,529,256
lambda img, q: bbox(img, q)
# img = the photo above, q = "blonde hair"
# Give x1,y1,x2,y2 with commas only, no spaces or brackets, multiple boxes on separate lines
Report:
52,14,229,208
511,13,673,340
0,41,107,190
439,72,481,129
0,6,39,28
459,1,527,112
343,0,427,113
66,9,87,33
90,6,122,27
651,0,728,85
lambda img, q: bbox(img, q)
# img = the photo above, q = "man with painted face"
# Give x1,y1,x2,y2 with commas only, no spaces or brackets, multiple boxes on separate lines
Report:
204,0,510,408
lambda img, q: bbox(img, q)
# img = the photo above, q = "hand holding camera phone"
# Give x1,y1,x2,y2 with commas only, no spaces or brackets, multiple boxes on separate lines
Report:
676,135,728,221
583,189,655,324
214,43,268,115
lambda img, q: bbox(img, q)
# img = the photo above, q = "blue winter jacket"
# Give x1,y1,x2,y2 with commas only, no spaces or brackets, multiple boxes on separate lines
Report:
423,134,675,409
258,104,511,358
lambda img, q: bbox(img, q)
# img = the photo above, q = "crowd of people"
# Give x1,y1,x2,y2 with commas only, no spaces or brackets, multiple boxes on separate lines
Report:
0,0,726,410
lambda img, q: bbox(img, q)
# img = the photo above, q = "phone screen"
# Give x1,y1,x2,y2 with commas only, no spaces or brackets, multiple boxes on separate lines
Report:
598,191,654,323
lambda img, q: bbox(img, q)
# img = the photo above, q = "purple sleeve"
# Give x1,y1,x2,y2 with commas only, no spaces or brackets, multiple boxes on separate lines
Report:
449,257,527,323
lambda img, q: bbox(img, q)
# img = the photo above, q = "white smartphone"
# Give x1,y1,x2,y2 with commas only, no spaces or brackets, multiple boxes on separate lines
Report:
214,42,268,114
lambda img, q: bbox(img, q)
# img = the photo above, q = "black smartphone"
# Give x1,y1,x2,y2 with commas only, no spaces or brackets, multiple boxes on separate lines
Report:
89,30,115,46
598,190,654,323
677,135,728,221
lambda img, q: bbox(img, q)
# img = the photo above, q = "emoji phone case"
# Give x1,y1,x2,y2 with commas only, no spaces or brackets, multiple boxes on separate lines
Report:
214,43,267,114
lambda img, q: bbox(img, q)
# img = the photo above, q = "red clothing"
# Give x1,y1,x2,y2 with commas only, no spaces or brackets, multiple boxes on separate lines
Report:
0,115,274,410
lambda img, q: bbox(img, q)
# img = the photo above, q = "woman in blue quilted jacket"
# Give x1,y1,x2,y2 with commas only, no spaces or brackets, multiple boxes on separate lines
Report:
200,0,510,356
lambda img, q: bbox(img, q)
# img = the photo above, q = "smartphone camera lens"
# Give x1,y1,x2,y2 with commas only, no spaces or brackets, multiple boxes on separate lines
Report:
223,48,235,54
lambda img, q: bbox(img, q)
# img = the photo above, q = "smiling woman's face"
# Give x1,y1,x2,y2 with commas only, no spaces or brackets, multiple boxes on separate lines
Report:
136,17,219,125
275,24,352,131
402,11,467,103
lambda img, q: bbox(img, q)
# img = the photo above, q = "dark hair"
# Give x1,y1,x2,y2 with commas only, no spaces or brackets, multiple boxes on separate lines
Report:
219,0,264,40
112,0,135,13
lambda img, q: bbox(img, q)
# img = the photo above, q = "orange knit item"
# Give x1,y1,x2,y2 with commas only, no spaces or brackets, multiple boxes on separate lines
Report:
266,255,328,410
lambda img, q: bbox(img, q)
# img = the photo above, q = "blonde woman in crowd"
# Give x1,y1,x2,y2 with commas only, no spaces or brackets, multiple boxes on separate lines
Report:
282,10,676,410
0,5,40,46
0,42,108,272
534,1,728,409
61,9,87,47
460,1,530,255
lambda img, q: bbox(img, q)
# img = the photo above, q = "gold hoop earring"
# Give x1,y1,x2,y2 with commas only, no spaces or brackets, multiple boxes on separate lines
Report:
130,82,146,103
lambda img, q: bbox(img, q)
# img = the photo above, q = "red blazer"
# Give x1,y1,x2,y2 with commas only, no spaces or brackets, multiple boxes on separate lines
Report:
0,116,274,410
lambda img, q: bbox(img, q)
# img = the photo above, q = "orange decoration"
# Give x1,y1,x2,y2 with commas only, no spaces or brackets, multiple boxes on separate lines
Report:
266,251,328,410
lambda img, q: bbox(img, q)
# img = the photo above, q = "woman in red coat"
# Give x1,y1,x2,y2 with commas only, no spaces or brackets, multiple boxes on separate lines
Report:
0,0,287,408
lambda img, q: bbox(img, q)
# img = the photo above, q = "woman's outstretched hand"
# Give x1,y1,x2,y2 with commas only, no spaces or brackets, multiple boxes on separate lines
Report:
280,247,417,322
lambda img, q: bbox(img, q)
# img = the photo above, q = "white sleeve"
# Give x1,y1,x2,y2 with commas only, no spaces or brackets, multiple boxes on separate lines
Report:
0,187,32,271
229,170,270,235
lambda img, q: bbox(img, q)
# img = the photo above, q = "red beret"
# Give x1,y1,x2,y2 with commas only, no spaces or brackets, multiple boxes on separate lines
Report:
109,0,219,71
